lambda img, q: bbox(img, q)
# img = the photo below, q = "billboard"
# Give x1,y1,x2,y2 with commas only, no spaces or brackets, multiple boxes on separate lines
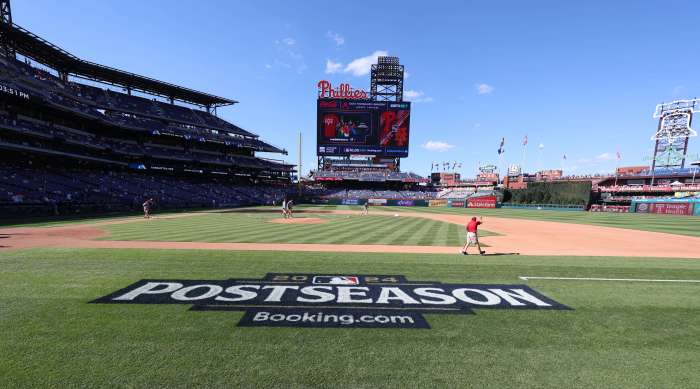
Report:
467,196,498,208
650,202,693,216
317,99,410,157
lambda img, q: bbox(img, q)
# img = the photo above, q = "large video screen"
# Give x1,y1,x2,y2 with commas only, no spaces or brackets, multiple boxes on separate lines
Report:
317,99,410,157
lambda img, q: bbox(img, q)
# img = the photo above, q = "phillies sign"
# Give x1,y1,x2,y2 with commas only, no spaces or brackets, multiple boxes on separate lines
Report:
91,273,570,329
318,80,368,99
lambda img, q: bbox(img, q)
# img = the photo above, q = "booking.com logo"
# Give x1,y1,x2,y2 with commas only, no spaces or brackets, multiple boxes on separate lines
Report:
251,310,416,326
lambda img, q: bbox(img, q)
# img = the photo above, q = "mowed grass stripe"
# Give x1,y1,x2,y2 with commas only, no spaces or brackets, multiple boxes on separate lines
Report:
310,216,388,244
101,211,494,247
416,220,445,246
391,216,438,246
387,216,437,245
258,217,360,243
434,219,452,246
374,217,425,245
351,216,410,245
205,222,275,243
345,216,414,244
291,219,362,244
147,220,230,242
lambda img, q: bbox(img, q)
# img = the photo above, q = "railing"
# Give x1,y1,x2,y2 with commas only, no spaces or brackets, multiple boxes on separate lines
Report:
598,184,700,193
500,203,586,211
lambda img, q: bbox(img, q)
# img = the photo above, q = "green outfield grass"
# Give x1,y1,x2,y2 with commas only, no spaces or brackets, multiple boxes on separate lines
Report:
100,211,495,246
5,205,700,240
1,248,699,388
297,204,700,237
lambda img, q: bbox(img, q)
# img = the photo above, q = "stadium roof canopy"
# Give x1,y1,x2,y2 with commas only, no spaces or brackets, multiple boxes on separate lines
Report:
0,23,237,108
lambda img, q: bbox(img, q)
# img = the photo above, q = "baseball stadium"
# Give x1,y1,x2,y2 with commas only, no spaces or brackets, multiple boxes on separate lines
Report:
2,2,700,388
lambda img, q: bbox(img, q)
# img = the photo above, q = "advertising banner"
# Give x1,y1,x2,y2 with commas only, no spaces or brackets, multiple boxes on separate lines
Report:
633,202,650,213
368,198,387,206
650,202,693,215
590,205,629,213
448,199,466,208
429,199,448,207
317,99,411,157
694,204,700,216
467,196,497,208
341,198,361,205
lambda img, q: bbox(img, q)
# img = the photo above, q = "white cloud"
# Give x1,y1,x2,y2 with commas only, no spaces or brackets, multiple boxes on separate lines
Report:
422,141,455,152
274,38,306,74
326,31,345,46
595,152,614,161
403,90,421,99
344,50,388,76
475,83,494,95
325,59,342,74
403,90,433,103
577,152,616,164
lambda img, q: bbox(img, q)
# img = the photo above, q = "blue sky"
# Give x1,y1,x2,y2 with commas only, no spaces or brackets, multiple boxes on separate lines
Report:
13,0,700,177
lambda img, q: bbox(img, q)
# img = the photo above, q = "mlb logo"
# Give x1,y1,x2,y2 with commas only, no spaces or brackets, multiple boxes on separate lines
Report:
312,276,360,285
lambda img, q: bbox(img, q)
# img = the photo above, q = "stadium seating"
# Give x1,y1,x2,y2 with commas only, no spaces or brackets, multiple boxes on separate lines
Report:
0,163,289,217
0,57,279,150
309,188,437,200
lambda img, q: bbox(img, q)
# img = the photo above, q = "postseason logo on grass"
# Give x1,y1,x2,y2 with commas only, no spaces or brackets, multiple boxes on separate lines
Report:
91,274,571,329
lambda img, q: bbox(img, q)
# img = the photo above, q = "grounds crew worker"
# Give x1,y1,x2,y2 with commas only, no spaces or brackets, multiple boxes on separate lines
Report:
461,216,485,255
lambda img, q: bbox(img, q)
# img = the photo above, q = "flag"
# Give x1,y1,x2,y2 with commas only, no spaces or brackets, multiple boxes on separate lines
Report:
616,151,622,160
497,137,505,155
563,154,567,160
523,135,528,146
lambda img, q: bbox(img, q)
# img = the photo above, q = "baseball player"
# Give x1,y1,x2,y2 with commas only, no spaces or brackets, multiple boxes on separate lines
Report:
286,200,294,218
362,201,369,216
281,199,288,219
461,216,485,255
142,198,154,219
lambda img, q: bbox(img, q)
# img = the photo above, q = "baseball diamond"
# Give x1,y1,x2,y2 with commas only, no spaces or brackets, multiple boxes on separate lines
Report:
2,1,700,388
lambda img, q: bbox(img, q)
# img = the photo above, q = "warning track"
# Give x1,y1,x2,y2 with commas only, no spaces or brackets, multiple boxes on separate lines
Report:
1,209,699,258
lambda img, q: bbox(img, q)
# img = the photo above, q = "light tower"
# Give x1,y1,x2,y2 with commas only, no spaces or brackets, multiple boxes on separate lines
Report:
370,56,404,102
651,99,699,169
0,0,15,58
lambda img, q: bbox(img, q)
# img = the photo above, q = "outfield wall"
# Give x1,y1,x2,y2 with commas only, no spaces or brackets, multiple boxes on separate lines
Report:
500,204,585,211
310,198,429,207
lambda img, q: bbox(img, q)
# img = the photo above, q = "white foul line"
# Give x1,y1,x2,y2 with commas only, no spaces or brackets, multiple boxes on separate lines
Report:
519,276,700,283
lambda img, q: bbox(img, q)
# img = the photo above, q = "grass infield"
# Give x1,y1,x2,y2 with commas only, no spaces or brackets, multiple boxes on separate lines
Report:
100,212,496,246
1,248,699,388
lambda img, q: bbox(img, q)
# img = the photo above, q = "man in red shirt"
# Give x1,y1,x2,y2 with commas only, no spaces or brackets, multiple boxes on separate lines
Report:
461,216,485,255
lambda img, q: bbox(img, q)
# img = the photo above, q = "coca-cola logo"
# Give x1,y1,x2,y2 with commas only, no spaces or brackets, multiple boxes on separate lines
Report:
318,80,368,99
319,101,337,108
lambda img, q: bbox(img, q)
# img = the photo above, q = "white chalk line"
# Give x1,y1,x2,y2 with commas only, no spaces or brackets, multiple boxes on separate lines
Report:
519,276,700,283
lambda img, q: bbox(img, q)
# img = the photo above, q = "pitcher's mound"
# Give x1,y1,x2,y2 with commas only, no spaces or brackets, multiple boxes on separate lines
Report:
269,217,327,224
